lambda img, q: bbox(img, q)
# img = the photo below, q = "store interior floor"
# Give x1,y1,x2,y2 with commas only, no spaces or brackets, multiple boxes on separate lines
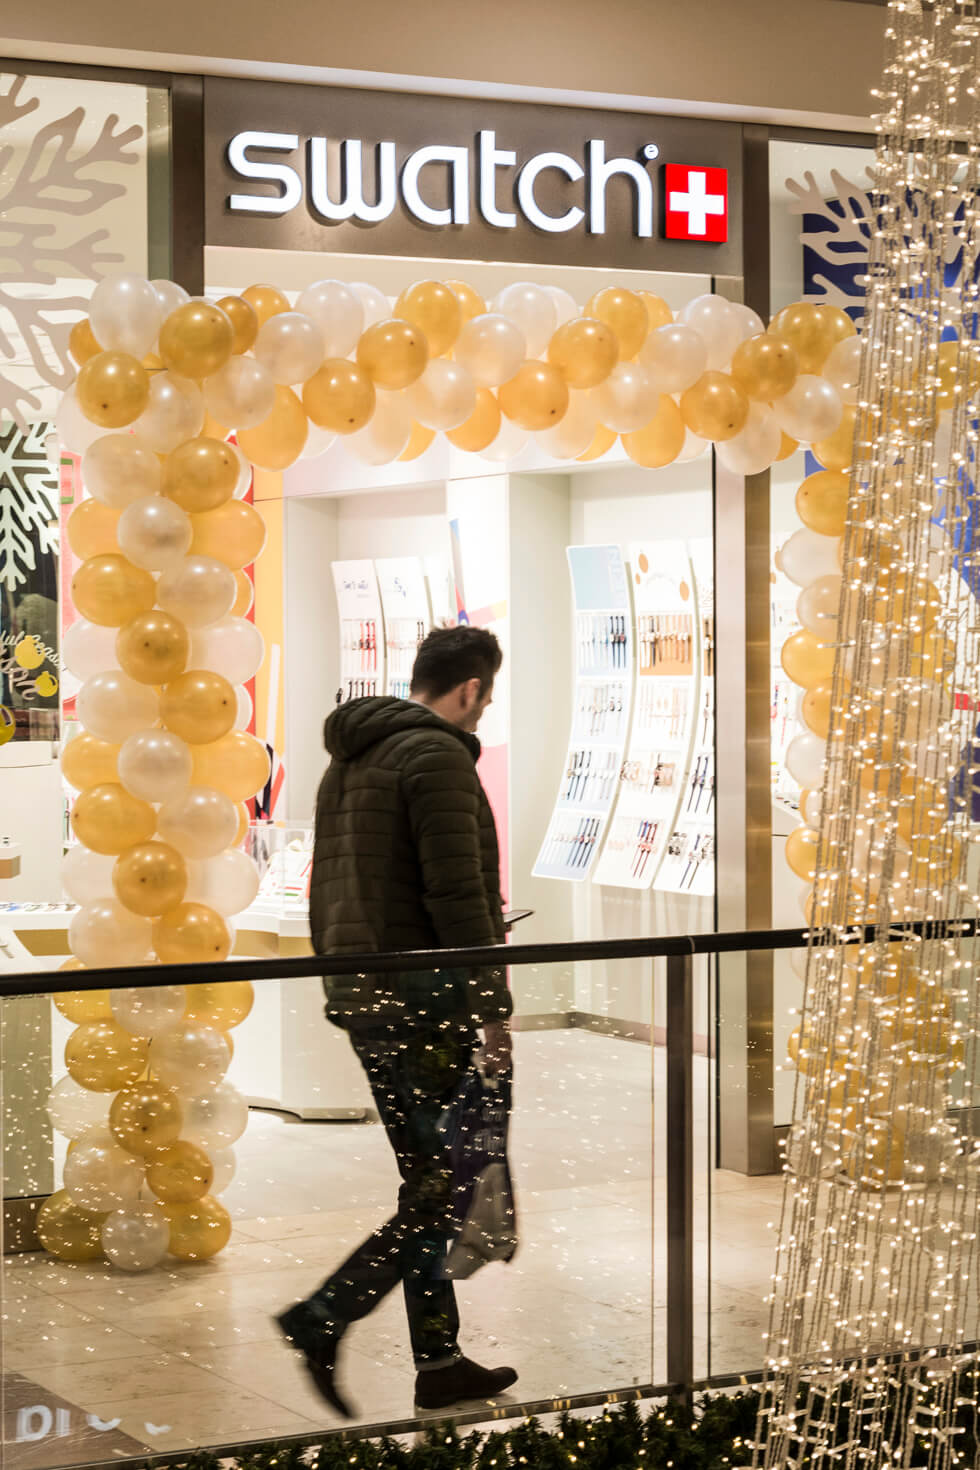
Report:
1,1031,782,1466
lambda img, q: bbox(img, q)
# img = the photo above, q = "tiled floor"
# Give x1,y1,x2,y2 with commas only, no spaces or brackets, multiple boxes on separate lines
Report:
1,1032,782,1466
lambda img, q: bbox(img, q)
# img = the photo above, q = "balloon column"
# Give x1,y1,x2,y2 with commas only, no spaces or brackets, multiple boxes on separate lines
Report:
47,275,266,1270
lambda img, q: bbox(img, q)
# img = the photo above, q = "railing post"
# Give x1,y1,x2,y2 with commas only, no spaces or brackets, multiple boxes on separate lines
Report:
666,950,694,1403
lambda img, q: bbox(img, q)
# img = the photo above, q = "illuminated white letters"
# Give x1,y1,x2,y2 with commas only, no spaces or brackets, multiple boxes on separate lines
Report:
517,151,585,233
587,138,654,237
227,131,302,215
401,145,470,227
478,130,517,229
308,138,397,223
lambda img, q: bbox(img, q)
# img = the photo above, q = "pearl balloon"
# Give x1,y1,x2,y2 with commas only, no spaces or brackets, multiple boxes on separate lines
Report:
407,359,477,431
300,421,338,460
594,363,659,433
347,389,412,466
209,1148,237,1195
543,284,580,326
69,900,153,967
455,313,526,387
76,671,158,744
797,574,843,637
235,684,254,730
779,528,842,587
639,323,708,393
772,375,843,443
156,555,236,629
62,844,115,905
47,1075,112,1139
822,335,862,405
64,1127,144,1212
349,281,390,331
493,282,557,357
111,985,187,1038
135,372,205,453
729,302,766,341
149,1024,230,1097
152,279,190,317
89,275,163,358
102,1205,170,1272
82,433,161,508
715,402,781,475
180,1079,249,1149
190,615,264,685
63,619,120,680
204,355,276,429
117,496,192,572
297,279,365,356
117,729,193,804
231,443,253,498
56,386,109,455
677,294,740,369
184,848,260,917
786,731,827,791
538,389,599,459
254,310,325,385
480,415,530,463
157,786,238,860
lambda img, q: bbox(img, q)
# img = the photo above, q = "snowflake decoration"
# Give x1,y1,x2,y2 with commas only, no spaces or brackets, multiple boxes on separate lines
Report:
0,419,58,594
0,72,143,427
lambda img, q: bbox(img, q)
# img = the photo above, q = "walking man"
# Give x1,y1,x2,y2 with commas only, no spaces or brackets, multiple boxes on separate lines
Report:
277,626,516,1416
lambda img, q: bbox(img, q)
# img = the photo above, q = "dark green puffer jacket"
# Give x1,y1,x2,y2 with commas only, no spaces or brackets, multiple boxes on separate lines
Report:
309,697,510,1032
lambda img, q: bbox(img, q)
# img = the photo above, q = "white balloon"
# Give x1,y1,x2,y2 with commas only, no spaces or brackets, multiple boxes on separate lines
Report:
190,615,265,685
234,684,254,729
69,900,153,967
82,433,161,508
538,389,598,459
47,1074,111,1139
639,323,708,394
135,372,205,453
300,421,338,460
209,1147,237,1195
111,984,187,1038
676,426,709,462
157,786,238,860
823,336,863,405
406,359,476,431
64,1127,144,1212
802,789,823,827
63,619,120,681
480,415,530,463
254,310,325,385
102,1205,170,1271
62,844,115,905
594,363,659,433
543,284,580,326
797,574,843,637
349,281,390,331
149,1024,230,1097
772,375,843,444
57,385,108,455
779,528,841,587
204,356,276,430
77,671,159,744
492,282,557,358
118,729,193,804
89,274,163,358
184,848,260,916
729,302,766,342
454,313,526,388
152,280,190,318
715,402,782,475
347,388,412,465
678,295,740,370
297,279,365,356
786,731,827,790
180,1079,249,1149
117,495,192,572
156,555,236,628
231,443,253,497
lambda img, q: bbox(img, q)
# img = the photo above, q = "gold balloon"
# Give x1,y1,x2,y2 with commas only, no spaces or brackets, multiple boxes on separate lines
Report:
730,333,799,401
161,670,237,744
147,1140,214,1203
217,294,259,354
399,422,436,461
872,572,940,633
233,803,250,847
159,301,234,380
62,733,119,790
163,1195,232,1260
71,783,156,855
66,499,121,560
54,988,112,1023
776,431,799,461
116,610,190,687
356,319,429,389
190,499,267,570
76,352,150,428
679,372,749,442
801,681,838,738
36,1190,105,1262
548,317,619,389
446,388,501,453
190,730,271,801
237,385,308,470
444,280,487,323
577,423,617,461
584,287,648,359
69,317,103,366
768,302,855,374
395,281,462,357
185,979,255,1030
781,629,835,689
785,825,819,882
498,361,569,431
638,292,673,331
232,569,254,618
110,1081,183,1156
241,283,289,326
163,437,239,513
622,395,685,468
113,841,188,917
811,405,858,473
71,554,156,628
303,358,376,434
153,902,231,964
795,470,849,537
65,1020,149,1092
202,411,230,440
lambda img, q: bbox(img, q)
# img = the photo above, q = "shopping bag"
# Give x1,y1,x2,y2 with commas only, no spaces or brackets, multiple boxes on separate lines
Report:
437,1061,518,1279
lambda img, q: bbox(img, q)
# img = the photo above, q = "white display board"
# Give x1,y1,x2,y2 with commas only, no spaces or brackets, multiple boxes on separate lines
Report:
534,545,633,882
331,558,385,703
375,557,431,700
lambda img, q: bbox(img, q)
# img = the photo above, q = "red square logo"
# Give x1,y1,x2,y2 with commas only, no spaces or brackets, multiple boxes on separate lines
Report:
664,164,728,242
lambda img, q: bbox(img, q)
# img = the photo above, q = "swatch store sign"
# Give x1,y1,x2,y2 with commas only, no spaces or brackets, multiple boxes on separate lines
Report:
204,79,742,273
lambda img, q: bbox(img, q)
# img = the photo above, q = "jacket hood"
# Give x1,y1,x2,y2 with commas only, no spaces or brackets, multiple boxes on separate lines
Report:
324,696,481,762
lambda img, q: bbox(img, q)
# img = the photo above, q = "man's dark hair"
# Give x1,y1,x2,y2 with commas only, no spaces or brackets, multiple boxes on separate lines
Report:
410,625,503,699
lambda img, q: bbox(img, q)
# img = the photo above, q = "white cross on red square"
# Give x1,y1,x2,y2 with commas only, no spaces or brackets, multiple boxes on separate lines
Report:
664,164,728,242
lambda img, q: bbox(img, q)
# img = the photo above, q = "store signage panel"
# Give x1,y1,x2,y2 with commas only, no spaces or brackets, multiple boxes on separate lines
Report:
205,79,742,274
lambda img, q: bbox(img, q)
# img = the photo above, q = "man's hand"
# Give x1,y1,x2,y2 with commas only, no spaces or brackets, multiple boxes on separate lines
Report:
482,1019,512,1077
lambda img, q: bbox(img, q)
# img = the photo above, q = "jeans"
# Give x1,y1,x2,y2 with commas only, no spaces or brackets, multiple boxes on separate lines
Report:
304,1023,475,1367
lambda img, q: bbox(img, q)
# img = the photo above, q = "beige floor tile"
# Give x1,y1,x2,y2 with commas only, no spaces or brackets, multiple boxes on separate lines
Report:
2,1319,149,1371
77,1387,320,1452
25,1352,237,1407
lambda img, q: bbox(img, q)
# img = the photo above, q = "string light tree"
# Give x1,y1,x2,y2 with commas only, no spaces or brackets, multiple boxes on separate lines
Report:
756,3,980,1468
